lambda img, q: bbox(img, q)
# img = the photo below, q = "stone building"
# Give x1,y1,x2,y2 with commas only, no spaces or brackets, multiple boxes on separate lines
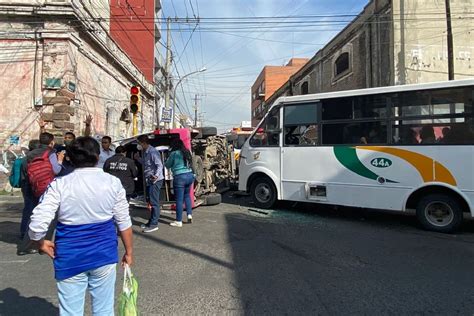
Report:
264,0,474,113
0,0,165,189
0,0,163,151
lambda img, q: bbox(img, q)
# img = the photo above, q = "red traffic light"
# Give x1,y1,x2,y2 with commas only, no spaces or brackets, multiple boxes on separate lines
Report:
131,86,139,95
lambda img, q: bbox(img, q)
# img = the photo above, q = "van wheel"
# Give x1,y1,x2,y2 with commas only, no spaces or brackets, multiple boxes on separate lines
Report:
204,193,221,206
416,194,463,233
250,177,277,209
200,127,217,138
192,155,204,183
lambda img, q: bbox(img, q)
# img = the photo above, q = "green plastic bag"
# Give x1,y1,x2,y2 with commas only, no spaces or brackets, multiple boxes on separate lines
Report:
119,264,139,316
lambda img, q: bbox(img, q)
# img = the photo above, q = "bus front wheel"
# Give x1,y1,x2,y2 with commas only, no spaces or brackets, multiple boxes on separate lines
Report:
250,177,277,209
416,194,463,233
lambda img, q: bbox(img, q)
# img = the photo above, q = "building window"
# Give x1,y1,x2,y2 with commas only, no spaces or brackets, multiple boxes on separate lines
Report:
334,52,350,77
252,91,258,101
301,81,309,95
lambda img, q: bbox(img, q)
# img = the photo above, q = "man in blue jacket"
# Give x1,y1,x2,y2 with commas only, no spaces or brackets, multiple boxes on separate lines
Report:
135,135,164,233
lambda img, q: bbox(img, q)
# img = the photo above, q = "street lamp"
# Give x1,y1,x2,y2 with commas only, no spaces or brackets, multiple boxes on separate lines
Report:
172,67,207,128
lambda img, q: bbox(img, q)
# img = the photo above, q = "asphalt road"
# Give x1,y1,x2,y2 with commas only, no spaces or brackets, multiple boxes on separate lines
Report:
1,192,474,315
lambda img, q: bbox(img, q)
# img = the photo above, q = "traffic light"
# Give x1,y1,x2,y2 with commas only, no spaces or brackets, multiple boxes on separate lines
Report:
130,86,140,114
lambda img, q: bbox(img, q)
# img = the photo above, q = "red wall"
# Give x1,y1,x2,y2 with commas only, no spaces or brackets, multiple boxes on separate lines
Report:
110,0,155,83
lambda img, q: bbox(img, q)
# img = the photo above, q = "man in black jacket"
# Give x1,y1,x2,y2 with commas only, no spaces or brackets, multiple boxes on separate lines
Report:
19,139,40,240
103,146,138,201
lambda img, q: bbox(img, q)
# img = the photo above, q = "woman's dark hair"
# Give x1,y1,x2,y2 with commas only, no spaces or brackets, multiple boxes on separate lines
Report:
65,131,76,139
67,136,100,168
102,136,112,143
115,146,126,154
39,132,54,145
137,135,150,144
28,139,40,151
170,138,192,168
420,125,435,140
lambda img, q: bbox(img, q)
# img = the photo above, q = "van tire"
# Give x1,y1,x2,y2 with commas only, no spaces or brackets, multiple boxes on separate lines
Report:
204,193,222,206
192,155,204,183
250,177,277,209
200,127,217,138
416,194,463,233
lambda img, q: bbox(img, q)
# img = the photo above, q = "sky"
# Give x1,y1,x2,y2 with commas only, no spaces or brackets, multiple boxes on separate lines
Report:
161,0,369,131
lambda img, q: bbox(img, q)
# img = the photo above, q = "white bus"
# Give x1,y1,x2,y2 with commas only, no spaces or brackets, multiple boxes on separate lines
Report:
238,79,474,233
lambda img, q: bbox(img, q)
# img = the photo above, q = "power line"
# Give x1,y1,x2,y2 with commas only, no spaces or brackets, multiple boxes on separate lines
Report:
188,0,196,18
5,9,473,20
168,0,205,118
6,12,474,24
163,3,195,118
195,0,207,102
124,0,168,51
175,23,198,66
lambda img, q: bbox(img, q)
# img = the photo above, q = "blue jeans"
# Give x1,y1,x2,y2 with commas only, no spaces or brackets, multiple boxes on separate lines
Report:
57,263,116,316
20,185,38,238
173,172,195,222
148,179,163,226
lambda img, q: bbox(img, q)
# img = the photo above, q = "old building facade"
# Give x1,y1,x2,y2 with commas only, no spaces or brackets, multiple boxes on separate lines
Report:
0,0,163,156
264,0,474,115
251,58,308,126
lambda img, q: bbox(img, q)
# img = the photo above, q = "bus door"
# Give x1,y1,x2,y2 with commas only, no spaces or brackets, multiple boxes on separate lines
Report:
281,102,323,202
242,108,282,195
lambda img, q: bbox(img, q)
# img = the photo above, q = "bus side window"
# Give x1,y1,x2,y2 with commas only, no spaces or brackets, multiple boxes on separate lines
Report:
249,111,281,147
266,116,280,146
283,103,318,146
285,125,318,146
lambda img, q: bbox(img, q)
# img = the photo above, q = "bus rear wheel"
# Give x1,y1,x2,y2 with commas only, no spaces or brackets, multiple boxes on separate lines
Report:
416,194,463,233
250,177,277,209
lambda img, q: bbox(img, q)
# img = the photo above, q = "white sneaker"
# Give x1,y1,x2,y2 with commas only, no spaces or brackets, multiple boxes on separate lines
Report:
187,215,193,223
170,221,183,227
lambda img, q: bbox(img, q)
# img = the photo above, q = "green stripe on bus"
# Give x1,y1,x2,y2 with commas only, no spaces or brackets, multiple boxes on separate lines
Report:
334,147,379,181
333,147,397,183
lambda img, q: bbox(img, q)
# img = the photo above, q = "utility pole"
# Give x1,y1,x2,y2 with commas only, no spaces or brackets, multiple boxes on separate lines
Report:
445,0,454,80
193,94,201,127
199,113,204,128
164,17,172,128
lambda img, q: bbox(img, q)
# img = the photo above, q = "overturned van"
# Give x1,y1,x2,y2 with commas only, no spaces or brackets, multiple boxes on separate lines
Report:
116,127,231,209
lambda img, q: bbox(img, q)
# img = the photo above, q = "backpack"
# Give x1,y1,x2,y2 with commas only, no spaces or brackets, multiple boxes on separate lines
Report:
27,149,55,197
8,157,24,188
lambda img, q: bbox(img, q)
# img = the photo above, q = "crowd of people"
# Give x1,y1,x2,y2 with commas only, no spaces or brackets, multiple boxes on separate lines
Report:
12,117,196,315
